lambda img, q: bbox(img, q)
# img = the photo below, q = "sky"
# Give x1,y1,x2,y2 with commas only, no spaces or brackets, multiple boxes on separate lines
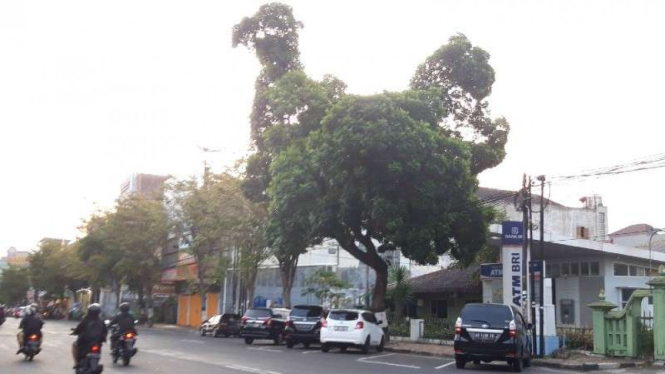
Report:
1,0,664,255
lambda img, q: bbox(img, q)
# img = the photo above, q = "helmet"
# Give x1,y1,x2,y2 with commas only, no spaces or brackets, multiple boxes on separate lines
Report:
119,303,130,313
30,303,38,313
24,307,34,316
87,303,102,317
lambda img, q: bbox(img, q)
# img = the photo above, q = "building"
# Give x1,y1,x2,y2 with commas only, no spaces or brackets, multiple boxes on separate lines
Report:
609,224,665,252
407,266,482,320
2,247,30,267
120,173,169,198
480,187,609,241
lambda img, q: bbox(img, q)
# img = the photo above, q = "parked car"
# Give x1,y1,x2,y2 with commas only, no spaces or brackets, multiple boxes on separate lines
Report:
199,313,242,337
453,303,532,372
320,309,385,354
15,306,26,318
240,307,290,345
0,305,5,325
284,305,325,348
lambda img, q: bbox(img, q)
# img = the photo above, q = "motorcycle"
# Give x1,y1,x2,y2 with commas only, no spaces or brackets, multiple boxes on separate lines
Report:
22,333,41,361
109,324,138,366
76,343,104,374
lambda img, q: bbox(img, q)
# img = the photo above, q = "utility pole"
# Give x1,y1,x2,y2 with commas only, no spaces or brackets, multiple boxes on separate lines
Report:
521,175,529,324
528,177,536,354
537,175,546,357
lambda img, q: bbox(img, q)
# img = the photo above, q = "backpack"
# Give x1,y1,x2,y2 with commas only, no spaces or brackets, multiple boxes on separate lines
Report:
82,319,104,344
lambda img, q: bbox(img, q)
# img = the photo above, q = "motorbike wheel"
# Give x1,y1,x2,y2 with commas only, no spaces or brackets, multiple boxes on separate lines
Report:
123,355,131,366
28,354,34,362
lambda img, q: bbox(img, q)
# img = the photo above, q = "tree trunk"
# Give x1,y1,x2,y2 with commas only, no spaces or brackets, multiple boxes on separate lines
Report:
245,266,258,308
200,287,208,322
372,267,388,312
278,255,298,308
114,282,121,310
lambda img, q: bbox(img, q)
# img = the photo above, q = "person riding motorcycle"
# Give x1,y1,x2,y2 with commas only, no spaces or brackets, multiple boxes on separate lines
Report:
108,303,137,352
17,305,44,354
71,303,107,368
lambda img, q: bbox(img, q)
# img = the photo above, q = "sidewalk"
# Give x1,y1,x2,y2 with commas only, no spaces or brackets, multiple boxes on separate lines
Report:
385,341,648,371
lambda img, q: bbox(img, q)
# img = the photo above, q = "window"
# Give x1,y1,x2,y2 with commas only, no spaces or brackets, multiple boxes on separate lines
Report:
590,262,600,276
362,312,377,323
621,289,634,308
629,265,638,276
581,262,590,276
599,212,607,238
329,311,358,321
570,263,580,276
637,267,646,276
549,264,560,278
561,263,570,276
431,300,448,318
614,263,628,276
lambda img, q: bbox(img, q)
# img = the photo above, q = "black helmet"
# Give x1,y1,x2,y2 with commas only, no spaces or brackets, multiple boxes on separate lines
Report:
87,303,101,317
119,303,130,313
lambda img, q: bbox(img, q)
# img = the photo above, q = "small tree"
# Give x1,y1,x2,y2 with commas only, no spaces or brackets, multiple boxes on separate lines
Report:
388,266,412,318
301,269,348,308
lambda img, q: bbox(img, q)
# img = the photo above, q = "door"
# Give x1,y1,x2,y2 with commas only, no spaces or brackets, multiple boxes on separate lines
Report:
362,312,381,345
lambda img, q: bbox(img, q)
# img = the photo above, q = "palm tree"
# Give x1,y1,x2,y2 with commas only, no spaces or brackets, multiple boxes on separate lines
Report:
388,266,412,318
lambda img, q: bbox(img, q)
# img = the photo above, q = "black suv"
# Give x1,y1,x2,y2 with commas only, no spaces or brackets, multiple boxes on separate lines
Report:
284,305,325,348
199,313,241,337
240,307,290,345
454,303,532,372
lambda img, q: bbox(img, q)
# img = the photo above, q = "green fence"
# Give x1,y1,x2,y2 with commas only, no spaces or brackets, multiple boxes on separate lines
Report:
423,317,454,340
589,289,650,358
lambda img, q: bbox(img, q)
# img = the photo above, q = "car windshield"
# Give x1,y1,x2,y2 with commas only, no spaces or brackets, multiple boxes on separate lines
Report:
291,306,322,318
460,304,513,326
245,309,271,318
328,311,358,321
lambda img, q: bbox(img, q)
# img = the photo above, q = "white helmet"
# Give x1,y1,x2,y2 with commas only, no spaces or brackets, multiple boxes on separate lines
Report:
24,307,34,316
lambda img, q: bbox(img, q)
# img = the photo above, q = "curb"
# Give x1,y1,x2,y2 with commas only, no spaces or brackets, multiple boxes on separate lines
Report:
532,360,646,371
385,347,646,372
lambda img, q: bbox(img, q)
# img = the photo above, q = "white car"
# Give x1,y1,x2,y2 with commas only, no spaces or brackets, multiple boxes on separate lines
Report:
320,309,385,354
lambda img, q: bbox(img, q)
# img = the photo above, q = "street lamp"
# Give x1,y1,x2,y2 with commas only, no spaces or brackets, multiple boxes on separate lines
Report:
649,228,663,278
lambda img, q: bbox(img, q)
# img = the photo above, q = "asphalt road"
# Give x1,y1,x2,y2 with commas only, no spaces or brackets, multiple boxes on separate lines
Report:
0,317,599,374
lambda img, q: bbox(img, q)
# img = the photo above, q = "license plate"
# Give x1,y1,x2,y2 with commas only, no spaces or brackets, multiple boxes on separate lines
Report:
251,323,261,328
334,326,347,332
473,332,497,341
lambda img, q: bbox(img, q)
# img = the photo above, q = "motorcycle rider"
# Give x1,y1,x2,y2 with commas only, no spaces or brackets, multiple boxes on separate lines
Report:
16,304,44,354
71,303,107,368
108,302,137,353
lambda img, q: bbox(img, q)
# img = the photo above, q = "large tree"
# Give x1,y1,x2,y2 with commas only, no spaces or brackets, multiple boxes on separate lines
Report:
270,92,496,310
0,265,30,304
167,172,253,318
233,3,317,308
29,239,87,299
108,195,170,320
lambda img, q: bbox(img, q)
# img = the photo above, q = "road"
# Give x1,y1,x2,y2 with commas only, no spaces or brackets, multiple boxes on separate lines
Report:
0,317,616,374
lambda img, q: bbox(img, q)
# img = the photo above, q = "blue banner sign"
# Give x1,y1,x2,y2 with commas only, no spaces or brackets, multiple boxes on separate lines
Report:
502,221,524,246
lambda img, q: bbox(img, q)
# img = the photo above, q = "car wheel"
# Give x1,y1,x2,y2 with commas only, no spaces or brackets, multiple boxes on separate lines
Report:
512,355,523,372
303,342,311,349
377,336,385,352
524,358,531,368
212,328,220,338
321,343,330,353
340,347,347,352
274,334,283,345
473,359,480,365
199,328,206,336
286,340,295,349
361,336,370,354
244,338,254,345
456,358,465,369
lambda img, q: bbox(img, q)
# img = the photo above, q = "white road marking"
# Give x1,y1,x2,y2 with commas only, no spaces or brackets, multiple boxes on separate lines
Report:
358,353,396,361
182,339,204,344
225,364,282,374
142,349,283,374
248,346,282,353
302,350,320,354
435,361,456,369
357,353,421,369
